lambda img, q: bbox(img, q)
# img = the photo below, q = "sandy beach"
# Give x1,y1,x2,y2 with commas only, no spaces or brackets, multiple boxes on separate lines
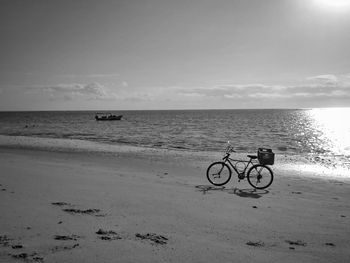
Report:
1,136,350,263
2,0,350,261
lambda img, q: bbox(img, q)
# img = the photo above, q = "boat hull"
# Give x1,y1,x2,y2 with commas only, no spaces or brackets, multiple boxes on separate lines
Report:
95,115,123,121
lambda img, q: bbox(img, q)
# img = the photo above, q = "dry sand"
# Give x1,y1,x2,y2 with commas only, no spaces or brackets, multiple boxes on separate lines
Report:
0,136,350,263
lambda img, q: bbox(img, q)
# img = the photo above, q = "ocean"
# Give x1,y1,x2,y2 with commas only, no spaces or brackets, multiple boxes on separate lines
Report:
0,108,349,158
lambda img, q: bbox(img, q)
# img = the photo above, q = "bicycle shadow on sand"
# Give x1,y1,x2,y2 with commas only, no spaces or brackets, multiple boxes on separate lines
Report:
195,185,269,199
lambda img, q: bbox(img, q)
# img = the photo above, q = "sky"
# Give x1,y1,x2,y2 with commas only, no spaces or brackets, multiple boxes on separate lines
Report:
1,0,350,110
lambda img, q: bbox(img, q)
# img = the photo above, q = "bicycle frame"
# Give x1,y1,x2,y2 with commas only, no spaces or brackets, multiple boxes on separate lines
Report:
222,153,258,177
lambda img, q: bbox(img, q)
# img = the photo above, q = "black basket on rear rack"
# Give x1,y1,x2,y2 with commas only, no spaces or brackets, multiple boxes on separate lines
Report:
257,148,275,165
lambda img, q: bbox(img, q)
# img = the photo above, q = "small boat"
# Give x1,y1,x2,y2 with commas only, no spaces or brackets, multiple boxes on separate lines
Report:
95,113,123,121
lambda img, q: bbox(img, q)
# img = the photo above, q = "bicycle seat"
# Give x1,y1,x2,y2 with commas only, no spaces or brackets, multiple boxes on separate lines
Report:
247,155,258,159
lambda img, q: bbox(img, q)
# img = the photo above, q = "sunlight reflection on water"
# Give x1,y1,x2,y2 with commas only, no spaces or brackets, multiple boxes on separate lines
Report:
307,108,350,156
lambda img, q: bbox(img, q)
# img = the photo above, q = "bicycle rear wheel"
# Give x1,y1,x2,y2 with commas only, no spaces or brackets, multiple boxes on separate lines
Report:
206,162,232,186
247,164,273,189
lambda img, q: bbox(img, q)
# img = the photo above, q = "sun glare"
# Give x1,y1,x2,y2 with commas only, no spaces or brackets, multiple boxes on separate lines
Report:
308,108,350,155
313,0,350,12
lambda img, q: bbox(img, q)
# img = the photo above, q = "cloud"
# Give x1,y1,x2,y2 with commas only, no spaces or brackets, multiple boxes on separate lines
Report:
248,92,288,99
26,82,109,100
178,84,289,99
75,82,107,97
176,80,350,101
113,90,158,102
223,93,242,99
181,92,207,98
3,72,350,109
307,74,338,83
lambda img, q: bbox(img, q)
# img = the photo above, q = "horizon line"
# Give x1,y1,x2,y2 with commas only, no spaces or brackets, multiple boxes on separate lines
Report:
1,106,350,112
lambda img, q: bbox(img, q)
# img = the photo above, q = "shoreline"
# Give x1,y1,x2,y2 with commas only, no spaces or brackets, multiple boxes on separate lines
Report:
1,134,349,181
1,139,350,262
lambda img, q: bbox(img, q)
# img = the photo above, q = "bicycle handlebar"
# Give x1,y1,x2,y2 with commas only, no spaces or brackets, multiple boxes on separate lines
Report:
225,144,236,154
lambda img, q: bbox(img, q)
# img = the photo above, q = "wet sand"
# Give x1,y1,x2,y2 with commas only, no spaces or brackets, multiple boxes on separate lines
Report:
0,136,350,263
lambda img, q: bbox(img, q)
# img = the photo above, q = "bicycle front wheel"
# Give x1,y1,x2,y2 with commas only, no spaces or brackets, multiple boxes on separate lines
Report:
247,164,273,189
206,162,232,186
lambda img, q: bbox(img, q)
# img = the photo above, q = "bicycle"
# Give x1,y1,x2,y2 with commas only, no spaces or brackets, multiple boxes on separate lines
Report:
206,143,274,189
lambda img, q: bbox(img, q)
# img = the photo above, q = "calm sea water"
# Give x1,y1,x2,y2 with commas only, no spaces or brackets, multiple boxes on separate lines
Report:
0,109,349,157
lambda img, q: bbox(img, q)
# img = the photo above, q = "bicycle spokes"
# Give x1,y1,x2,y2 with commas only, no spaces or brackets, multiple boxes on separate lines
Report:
252,167,263,183
213,172,221,179
212,164,225,178
206,162,232,186
247,164,273,190
256,167,263,182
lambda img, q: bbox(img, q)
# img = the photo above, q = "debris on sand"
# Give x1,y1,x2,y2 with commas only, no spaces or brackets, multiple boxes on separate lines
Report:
32,256,44,262
0,235,12,246
12,253,28,259
96,229,117,235
51,202,103,216
325,242,335,246
63,208,100,215
11,252,43,262
246,241,265,247
135,233,168,245
285,240,307,246
11,244,23,249
51,243,79,252
96,229,122,240
51,202,71,206
54,235,80,241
